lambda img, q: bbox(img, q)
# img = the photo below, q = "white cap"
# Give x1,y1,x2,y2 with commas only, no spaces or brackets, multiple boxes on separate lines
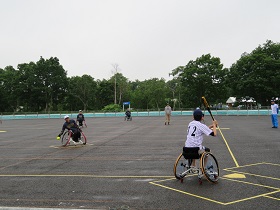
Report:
79,110,82,112
64,115,69,119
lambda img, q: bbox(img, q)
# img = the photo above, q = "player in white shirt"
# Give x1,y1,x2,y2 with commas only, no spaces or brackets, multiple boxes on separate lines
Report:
271,100,279,128
184,109,218,166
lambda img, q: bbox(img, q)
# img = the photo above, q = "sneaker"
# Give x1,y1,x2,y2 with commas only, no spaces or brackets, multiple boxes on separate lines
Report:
165,122,166,125
78,140,83,144
168,122,170,125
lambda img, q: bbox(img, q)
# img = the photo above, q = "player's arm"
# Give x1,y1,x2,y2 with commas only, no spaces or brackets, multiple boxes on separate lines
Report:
58,124,66,137
208,120,218,136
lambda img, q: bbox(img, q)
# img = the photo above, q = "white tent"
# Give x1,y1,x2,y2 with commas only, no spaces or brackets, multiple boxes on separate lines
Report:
226,97,236,104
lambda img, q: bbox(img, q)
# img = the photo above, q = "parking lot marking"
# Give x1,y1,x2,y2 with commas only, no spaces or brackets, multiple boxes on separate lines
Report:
149,176,280,205
217,127,239,167
0,131,7,132
263,195,280,201
223,169,280,181
149,162,280,205
224,162,280,181
223,190,280,205
223,173,246,178
149,181,225,205
221,177,279,190
224,162,266,170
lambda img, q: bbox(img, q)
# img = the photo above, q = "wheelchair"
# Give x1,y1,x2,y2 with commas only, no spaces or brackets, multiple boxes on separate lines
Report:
61,129,87,147
173,147,219,184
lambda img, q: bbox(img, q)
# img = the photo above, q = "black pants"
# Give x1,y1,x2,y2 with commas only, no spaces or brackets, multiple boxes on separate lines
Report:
77,119,83,126
71,129,81,142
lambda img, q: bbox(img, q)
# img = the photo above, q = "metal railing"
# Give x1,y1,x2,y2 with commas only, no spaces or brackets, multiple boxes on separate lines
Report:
0,107,275,120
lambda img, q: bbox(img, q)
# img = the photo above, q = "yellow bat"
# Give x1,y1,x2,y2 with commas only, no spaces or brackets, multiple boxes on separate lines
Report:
202,96,215,121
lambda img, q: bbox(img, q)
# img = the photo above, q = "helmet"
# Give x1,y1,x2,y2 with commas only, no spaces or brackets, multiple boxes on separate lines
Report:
193,109,204,121
64,115,70,119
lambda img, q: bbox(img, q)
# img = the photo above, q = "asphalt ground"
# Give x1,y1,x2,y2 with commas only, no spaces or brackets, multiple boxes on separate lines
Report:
0,115,279,210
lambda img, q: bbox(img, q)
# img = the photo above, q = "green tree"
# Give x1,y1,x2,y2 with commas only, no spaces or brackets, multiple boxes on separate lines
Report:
0,66,21,112
130,78,168,110
68,75,97,111
108,73,129,105
171,54,228,108
228,40,280,105
17,57,68,112
95,79,114,110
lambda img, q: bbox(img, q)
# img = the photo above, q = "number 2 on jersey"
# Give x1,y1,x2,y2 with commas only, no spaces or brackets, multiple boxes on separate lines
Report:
188,126,197,136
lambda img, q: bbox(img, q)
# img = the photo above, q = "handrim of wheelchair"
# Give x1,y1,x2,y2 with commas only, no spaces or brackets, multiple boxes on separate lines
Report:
174,147,219,184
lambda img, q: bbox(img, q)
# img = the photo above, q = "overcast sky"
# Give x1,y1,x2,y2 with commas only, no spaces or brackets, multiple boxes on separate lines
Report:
0,0,279,81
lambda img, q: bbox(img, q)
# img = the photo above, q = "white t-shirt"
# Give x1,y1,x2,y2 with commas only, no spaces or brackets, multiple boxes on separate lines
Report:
271,104,279,115
185,120,213,149
165,106,172,114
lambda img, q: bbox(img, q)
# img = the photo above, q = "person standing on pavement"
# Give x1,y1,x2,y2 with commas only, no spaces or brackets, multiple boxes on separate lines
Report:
164,103,172,125
271,100,279,128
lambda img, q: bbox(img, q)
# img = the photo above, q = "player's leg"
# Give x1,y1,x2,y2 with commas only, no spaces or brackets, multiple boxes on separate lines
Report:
168,114,170,125
273,114,278,128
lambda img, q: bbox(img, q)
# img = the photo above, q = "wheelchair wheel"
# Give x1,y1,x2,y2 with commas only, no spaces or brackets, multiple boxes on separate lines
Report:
174,153,189,180
200,152,219,183
61,131,71,147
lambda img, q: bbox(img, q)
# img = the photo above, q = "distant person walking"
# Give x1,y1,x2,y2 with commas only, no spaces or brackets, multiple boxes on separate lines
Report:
164,103,172,125
271,100,279,128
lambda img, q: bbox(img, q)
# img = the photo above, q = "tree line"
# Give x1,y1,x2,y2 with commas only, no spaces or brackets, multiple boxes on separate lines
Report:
0,40,279,113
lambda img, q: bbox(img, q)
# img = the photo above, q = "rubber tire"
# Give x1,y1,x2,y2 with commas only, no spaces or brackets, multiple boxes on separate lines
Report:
174,153,188,180
61,131,71,147
200,152,219,183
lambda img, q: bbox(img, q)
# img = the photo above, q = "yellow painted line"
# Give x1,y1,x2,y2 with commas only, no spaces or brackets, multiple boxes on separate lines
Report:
152,177,177,183
217,126,239,167
0,131,7,132
223,173,246,179
263,195,280,201
0,174,173,178
149,181,226,205
224,190,280,205
218,128,230,130
150,176,280,206
221,177,280,190
262,162,280,167
224,162,266,170
223,169,280,181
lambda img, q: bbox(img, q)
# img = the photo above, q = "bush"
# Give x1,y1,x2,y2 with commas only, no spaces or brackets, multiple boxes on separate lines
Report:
102,104,122,112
